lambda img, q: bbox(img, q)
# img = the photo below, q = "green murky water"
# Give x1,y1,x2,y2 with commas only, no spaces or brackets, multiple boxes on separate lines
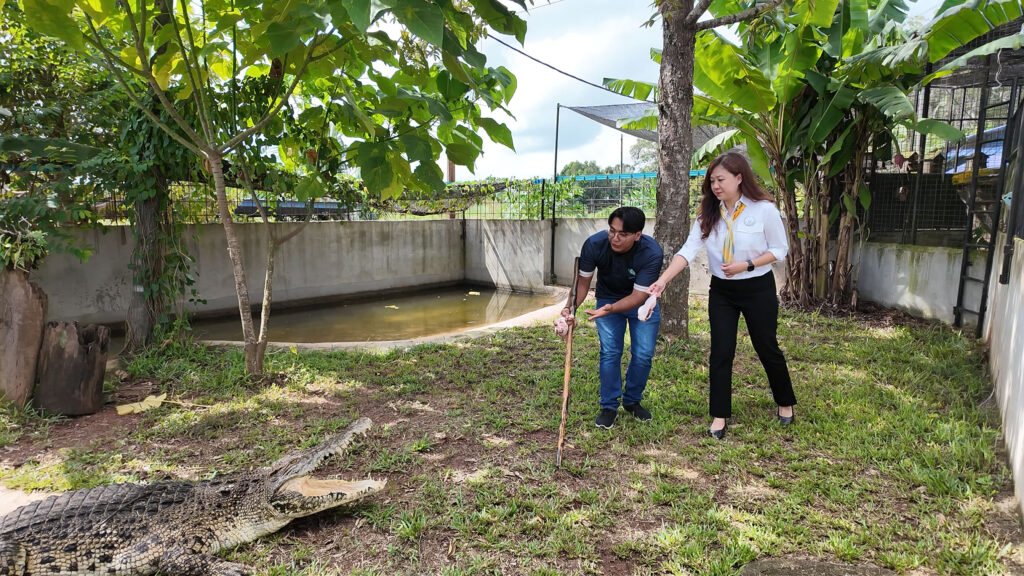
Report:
193,285,562,343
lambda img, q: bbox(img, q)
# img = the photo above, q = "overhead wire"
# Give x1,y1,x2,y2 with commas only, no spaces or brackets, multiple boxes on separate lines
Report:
488,36,652,102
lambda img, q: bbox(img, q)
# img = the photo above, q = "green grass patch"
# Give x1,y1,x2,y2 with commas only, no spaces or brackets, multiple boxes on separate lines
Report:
1,302,1019,575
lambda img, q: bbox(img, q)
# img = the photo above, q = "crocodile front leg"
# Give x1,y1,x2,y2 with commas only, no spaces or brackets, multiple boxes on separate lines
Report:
0,540,27,576
157,550,253,576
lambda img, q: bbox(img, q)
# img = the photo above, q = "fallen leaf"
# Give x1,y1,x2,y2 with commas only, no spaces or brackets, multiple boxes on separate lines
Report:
116,393,167,415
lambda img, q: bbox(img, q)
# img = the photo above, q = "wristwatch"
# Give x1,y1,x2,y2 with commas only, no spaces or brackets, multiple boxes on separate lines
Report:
746,259,755,272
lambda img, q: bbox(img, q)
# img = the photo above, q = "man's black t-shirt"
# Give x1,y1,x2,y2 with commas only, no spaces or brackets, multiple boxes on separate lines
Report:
579,232,663,301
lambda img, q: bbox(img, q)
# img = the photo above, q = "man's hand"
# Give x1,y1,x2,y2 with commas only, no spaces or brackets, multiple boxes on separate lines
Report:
585,303,613,320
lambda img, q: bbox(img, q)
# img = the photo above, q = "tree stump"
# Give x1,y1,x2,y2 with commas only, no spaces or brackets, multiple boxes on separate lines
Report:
34,321,110,416
0,268,48,408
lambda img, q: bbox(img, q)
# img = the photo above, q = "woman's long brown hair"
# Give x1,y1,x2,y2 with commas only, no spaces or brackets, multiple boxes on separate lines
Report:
697,152,774,240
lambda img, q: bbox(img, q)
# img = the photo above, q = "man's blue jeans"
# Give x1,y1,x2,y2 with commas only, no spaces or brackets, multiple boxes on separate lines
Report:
593,298,661,411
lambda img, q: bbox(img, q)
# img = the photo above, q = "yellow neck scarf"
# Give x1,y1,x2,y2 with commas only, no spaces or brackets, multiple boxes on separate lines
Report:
720,201,745,263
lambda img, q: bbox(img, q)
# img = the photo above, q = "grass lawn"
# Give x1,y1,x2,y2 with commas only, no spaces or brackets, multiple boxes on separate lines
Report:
1,299,1021,575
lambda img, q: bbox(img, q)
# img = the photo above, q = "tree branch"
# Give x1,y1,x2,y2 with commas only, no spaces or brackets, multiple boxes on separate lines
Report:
218,33,320,154
685,0,715,25
178,0,216,141
696,0,785,31
83,17,204,156
168,0,215,142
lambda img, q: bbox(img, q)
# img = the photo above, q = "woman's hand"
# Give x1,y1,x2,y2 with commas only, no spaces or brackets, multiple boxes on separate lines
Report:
720,261,747,278
648,280,667,298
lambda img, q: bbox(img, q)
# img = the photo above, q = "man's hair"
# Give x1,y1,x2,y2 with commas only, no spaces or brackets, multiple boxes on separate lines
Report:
608,206,646,233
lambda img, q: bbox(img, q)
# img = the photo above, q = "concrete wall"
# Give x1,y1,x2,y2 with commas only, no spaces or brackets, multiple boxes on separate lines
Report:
854,242,984,324
464,220,549,292
982,233,1024,516
31,218,781,325
33,221,465,324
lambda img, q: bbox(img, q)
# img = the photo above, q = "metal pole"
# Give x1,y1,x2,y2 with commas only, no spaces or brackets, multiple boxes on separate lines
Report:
550,104,561,284
619,134,624,201
909,70,932,245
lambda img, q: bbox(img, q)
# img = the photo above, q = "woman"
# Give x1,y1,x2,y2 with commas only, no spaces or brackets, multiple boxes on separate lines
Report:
648,152,796,440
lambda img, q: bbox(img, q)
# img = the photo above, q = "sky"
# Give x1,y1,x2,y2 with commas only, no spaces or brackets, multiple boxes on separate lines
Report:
450,0,945,182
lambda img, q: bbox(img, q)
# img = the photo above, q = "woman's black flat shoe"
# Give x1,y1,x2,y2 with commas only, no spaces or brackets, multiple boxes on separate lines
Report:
708,421,727,440
777,408,795,426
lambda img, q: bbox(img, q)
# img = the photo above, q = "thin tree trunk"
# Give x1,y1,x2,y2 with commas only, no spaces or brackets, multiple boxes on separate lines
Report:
655,2,696,339
209,152,260,375
124,173,169,353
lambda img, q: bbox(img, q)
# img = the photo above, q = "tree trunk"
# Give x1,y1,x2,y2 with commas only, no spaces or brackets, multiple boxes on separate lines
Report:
655,2,696,339
209,151,260,376
34,321,110,416
124,179,165,353
0,269,48,408
776,160,807,305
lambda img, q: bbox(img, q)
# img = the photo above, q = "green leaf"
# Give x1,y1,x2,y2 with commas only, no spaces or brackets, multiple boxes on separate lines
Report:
445,142,478,171
21,0,84,51
476,117,514,150
356,141,399,197
926,33,1024,83
384,0,444,47
467,0,527,44
691,128,740,168
743,135,774,186
911,118,965,143
294,176,326,201
339,0,372,31
842,192,856,215
265,20,306,56
603,77,657,101
859,184,871,212
858,86,915,122
925,0,1024,62
414,161,446,191
401,133,434,163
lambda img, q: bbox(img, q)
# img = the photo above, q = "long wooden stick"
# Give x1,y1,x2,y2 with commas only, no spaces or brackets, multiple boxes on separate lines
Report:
556,257,581,468
555,323,574,468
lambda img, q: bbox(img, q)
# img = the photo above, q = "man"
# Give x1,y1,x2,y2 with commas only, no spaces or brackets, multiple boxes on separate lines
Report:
559,206,663,429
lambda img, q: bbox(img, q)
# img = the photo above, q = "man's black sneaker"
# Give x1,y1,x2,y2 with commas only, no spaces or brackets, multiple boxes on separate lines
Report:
624,403,652,422
595,408,618,429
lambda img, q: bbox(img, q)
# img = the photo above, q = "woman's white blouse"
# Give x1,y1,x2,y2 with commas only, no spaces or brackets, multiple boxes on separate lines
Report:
675,195,789,280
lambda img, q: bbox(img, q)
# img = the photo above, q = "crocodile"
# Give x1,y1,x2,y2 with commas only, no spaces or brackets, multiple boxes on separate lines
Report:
0,417,384,576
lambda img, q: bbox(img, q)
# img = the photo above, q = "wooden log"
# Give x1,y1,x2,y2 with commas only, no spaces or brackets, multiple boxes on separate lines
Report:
33,321,110,416
0,268,48,408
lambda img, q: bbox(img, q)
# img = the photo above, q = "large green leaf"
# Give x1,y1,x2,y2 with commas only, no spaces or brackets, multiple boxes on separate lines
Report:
694,32,776,114
603,77,657,102
338,0,372,31
383,0,444,47
0,135,100,162
355,140,400,197
265,20,307,56
926,0,1024,62
857,86,914,121
467,0,527,44
744,135,775,186
925,32,1024,83
909,118,965,142
401,132,435,163
413,161,446,191
692,129,741,167
20,0,84,50
476,117,515,151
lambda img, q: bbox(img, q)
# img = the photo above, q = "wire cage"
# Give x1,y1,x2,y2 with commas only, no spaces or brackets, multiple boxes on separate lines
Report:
867,20,1024,247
